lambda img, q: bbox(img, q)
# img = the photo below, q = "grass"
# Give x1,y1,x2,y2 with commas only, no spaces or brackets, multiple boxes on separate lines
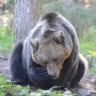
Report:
0,27,13,53
79,27,96,74
79,27,96,67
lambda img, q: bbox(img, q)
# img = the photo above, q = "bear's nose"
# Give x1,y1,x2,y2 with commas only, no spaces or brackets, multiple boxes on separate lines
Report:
49,74,56,79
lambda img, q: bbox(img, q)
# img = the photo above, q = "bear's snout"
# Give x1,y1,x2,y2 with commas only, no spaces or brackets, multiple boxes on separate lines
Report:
46,63,60,79
49,73,56,79
47,70,59,79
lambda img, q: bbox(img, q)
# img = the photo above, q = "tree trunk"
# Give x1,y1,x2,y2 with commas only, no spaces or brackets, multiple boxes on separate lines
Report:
14,0,40,43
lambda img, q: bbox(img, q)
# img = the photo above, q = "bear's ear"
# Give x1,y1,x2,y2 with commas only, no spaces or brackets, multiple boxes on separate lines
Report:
53,30,65,44
30,40,39,52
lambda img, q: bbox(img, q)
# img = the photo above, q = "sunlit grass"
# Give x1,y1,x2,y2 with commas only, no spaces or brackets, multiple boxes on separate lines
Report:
80,42,96,57
79,27,96,70
89,67,96,75
79,27,96,57
0,27,14,52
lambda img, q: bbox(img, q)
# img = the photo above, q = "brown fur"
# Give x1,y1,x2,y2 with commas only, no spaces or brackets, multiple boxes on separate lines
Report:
10,12,88,89
30,30,71,79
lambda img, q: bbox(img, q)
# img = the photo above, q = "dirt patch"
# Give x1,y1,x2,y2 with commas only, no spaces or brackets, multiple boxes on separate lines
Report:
0,53,11,77
0,53,96,96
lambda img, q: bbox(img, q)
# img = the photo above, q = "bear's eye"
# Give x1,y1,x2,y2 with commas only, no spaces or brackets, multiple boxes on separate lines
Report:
53,58,58,62
44,61,48,65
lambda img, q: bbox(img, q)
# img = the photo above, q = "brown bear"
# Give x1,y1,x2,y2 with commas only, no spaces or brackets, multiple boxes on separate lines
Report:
9,12,88,89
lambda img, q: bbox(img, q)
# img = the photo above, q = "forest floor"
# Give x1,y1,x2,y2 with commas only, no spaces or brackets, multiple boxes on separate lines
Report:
0,53,96,96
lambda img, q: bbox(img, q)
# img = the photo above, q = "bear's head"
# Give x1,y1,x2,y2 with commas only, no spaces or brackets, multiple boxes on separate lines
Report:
30,30,72,79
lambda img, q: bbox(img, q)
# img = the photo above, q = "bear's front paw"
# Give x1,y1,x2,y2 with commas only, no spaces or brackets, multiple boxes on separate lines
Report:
29,67,49,82
11,78,28,85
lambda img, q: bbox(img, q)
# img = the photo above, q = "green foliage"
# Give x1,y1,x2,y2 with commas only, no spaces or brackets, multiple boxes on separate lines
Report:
91,67,96,73
0,75,31,96
0,27,13,52
89,67,96,75
0,75,77,96
79,27,96,61
79,27,96,68
5,0,15,10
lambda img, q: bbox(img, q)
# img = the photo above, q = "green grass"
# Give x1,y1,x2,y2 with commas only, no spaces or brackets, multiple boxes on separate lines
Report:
79,27,96,69
89,67,96,75
0,27,13,53
79,27,96,57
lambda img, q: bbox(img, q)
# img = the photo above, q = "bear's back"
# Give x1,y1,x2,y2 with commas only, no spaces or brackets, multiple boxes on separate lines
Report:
26,12,78,41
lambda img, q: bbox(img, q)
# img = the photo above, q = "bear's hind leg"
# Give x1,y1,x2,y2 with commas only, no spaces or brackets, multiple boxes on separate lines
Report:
9,41,28,85
70,53,88,88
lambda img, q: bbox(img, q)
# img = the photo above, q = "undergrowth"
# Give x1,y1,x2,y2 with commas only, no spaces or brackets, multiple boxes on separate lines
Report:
79,27,96,69
0,75,76,96
0,27,13,53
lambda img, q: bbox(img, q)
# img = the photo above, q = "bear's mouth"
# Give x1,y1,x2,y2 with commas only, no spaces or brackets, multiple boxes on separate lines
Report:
49,75,59,79
52,76,58,79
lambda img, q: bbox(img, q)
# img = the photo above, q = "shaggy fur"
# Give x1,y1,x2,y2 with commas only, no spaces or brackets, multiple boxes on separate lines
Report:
9,12,88,89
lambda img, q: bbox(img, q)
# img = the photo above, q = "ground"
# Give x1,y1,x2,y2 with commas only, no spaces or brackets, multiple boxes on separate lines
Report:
0,53,10,77
0,53,96,96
